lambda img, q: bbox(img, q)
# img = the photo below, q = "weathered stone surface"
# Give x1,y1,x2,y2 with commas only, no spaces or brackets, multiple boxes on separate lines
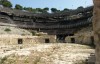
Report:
65,35,93,45
0,35,56,45
93,0,100,64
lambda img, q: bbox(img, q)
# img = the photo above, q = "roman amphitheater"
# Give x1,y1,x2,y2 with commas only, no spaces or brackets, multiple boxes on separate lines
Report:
0,0,99,64
0,5,93,44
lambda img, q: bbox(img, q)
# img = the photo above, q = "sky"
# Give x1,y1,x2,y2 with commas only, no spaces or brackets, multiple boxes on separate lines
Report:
10,0,93,10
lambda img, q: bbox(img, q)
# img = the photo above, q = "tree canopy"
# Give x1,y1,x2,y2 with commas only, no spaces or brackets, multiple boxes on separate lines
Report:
77,6,84,10
24,7,33,12
43,7,49,12
15,4,23,10
0,0,88,14
63,8,69,11
51,8,58,13
0,0,12,8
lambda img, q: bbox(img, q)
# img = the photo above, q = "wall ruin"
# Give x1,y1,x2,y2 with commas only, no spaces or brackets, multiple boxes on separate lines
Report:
0,35,56,45
93,0,100,64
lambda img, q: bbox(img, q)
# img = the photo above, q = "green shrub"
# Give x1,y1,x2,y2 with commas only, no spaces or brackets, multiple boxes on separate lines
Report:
32,31,36,36
21,34,25,36
0,56,7,64
36,34,41,36
4,28,11,32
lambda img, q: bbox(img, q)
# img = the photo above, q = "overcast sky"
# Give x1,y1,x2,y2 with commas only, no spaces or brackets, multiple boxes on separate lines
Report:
10,0,93,10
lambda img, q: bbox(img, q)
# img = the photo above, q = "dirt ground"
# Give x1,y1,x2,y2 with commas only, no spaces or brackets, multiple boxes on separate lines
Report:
0,43,94,64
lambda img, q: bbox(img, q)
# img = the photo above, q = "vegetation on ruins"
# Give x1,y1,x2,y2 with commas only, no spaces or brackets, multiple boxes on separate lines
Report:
36,33,41,36
36,8,44,13
0,0,93,14
15,4,23,10
23,7,49,13
51,8,58,13
32,31,36,36
0,56,7,64
0,0,12,8
24,7,34,12
77,6,84,10
63,8,70,11
4,28,11,32
43,7,49,12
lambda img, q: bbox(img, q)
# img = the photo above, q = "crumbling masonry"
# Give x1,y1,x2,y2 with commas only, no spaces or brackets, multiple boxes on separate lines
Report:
93,0,100,64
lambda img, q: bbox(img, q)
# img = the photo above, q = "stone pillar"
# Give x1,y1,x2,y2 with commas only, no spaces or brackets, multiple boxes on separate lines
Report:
93,0,100,64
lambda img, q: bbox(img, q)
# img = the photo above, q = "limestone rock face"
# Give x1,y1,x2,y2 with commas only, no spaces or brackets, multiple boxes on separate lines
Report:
93,0,100,64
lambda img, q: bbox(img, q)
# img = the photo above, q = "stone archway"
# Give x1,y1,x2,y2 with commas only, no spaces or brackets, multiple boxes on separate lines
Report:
93,0,100,64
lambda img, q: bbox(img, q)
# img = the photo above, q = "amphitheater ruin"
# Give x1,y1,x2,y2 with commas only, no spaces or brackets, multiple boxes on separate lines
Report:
0,5,93,45
0,0,100,64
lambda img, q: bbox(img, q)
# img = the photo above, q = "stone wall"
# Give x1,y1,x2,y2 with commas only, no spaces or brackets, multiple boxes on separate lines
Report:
93,0,100,64
65,25,94,45
0,35,56,45
65,36,93,45
65,32,94,45
38,35,56,43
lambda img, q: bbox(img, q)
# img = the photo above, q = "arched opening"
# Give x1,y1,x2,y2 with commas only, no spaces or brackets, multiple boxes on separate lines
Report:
56,34,74,43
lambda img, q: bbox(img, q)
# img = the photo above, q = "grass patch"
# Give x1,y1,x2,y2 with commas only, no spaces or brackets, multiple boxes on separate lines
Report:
0,56,7,64
32,31,36,36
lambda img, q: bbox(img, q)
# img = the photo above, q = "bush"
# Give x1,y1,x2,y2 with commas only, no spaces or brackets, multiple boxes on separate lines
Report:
0,56,7,64
1,0,12,8
36,34,41,36
32,31,36,36
4,28,11,32
15,4,23,10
